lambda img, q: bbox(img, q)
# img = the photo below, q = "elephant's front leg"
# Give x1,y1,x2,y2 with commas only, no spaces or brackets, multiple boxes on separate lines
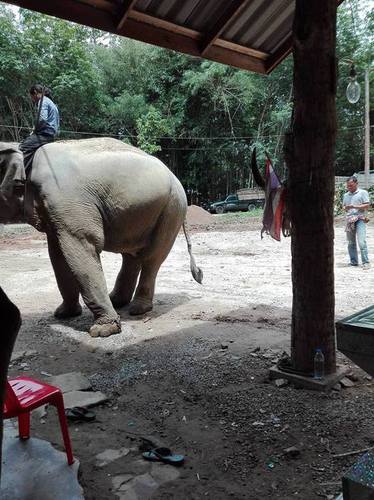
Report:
47,234,82,319
58,232,121,337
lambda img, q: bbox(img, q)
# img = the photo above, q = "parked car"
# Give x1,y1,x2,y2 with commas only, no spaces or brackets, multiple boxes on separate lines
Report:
209,194,265,214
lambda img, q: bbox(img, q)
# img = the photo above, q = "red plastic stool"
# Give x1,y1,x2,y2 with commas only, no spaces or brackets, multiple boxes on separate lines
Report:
3,376,74,465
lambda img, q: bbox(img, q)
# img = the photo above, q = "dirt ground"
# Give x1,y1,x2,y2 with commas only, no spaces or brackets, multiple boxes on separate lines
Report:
2,209,374,500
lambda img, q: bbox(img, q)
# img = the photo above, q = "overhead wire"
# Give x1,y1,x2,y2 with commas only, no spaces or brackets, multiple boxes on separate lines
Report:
0,123,371,143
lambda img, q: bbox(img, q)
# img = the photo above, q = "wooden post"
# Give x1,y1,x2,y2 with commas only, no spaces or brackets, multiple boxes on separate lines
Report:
284,0,337,374
364,68,370,189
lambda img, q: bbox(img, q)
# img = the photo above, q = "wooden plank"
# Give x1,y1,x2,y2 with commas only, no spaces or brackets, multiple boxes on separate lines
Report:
215,38,268,61
2,0,117,32
200,0,249,56
78,0,117,14
116,0,138,31
122,16,266,73
128,10,202,40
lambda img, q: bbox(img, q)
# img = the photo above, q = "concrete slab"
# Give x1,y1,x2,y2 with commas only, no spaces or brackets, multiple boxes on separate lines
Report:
112,462,180,499
95,447,130,467
1,421,83,500
11,350,38,362
48,372,92,393
63,390,108,409
269,365,349,391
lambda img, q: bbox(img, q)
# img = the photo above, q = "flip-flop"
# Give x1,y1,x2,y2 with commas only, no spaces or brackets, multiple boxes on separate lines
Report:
142,447,185,466
65,406,96,422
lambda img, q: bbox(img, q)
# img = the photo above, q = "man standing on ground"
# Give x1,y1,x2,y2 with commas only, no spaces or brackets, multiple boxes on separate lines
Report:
19,84,60,174
343,176,371,269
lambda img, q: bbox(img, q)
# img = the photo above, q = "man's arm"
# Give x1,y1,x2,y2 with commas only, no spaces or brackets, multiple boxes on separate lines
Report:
344,202,370,210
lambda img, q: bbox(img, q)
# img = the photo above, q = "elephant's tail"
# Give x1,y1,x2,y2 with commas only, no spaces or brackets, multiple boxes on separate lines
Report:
182,222,203,284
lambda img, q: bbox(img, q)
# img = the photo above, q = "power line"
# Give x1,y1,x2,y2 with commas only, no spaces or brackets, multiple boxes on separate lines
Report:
0,123,372,142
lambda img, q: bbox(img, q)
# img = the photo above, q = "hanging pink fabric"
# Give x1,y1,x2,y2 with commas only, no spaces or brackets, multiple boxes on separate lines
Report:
261,158,286,242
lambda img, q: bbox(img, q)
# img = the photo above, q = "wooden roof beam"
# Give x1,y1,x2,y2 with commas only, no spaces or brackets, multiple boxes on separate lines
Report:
122,12,267,74
200,0,250,57
2,0,117,32
116,0,138,31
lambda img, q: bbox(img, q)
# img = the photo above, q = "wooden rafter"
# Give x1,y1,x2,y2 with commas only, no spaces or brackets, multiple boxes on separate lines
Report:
200,0,249,57
116,0,138,31
122,13,266,74
265,35,293,73
78,0,117,14
3,0,117,32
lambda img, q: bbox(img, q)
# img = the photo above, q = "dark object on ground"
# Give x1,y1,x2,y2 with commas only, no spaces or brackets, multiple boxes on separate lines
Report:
342,451,374,499
277,353,313,377
142,447,185,466
0,287,21,478
65,406,96,423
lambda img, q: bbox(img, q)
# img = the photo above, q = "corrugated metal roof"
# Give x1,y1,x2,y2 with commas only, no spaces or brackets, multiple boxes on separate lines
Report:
2,0,342,74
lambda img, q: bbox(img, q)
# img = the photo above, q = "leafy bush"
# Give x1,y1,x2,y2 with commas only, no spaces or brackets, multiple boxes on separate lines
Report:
334,184,346,215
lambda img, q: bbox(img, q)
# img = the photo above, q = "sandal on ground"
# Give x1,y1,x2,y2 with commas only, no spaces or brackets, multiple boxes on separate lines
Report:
142,447,185,466
65,406,96,422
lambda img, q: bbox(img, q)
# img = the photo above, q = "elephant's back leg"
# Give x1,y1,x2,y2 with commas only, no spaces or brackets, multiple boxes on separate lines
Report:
129,193,186,315
109,254,141,309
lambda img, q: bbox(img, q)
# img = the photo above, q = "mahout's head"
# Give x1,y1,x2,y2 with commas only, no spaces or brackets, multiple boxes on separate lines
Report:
29,84,52,103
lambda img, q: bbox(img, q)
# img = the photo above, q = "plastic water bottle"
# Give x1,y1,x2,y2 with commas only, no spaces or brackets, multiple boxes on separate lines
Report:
313,348,325,380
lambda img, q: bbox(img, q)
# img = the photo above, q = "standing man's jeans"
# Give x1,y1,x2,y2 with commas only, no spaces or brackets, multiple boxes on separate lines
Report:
347,219,369,265
19,133,54,175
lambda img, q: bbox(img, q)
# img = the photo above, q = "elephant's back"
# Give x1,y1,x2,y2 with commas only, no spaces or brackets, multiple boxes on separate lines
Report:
34,137,184,208
35,137,173,185
44,137,148,157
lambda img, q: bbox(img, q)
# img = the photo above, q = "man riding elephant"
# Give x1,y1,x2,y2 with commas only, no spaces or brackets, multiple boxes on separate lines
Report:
19,84,60,174
0,138,202,338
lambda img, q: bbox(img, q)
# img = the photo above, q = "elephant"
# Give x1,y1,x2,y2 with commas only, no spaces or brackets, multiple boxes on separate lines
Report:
0,138,202,338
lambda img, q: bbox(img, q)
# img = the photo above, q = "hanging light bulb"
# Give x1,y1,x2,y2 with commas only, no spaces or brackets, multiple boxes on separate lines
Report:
346,64,361,104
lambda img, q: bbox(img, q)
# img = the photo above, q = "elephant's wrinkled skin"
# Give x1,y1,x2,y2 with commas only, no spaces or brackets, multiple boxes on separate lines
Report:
0,138,201,337
0,287,21,477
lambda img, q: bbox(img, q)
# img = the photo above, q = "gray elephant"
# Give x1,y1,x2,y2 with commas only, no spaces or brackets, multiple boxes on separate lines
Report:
0,138,202,337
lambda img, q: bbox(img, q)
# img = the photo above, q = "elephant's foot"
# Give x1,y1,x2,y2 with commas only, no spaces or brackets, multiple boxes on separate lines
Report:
89,316,121,338
128,298,153,316
109,292,131,309
54,301,82,319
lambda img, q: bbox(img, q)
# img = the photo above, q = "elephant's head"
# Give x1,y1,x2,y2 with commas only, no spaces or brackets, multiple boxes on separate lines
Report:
251,148,291,240
0,142,25,223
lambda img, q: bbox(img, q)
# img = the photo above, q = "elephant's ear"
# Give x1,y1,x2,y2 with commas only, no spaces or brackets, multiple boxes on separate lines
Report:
0,151,25,197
